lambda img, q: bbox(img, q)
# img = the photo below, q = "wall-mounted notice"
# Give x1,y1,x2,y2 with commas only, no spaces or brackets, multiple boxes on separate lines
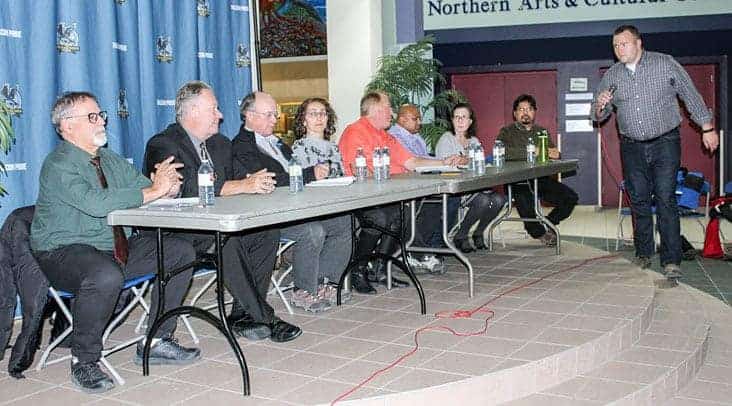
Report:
565,103,591,117
566,119,594,133
569,78,588,92
424,0,732,31
565,92,594,101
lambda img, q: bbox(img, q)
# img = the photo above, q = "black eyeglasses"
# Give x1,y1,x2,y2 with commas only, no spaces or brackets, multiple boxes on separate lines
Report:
63,111,108,124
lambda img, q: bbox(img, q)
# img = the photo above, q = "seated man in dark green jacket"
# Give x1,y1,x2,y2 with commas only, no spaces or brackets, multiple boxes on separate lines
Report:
496,94,578,246
31,91,200,394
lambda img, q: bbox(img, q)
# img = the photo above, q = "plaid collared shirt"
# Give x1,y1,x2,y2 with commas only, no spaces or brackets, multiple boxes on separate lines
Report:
592,51,712,141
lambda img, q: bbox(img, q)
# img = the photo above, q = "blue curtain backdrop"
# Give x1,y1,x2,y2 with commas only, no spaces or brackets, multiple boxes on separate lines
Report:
0,0,254,224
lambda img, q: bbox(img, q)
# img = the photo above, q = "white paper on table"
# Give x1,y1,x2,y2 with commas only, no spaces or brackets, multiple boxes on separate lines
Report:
307,176,355,187
142,197,200,209
565,119,594,133
415,165,461,173
565,103,591,116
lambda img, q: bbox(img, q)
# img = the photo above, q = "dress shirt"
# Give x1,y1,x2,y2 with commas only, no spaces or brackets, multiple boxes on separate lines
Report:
388,124,430,158
593,50,712,141
254,132,289,171
31,141,149,252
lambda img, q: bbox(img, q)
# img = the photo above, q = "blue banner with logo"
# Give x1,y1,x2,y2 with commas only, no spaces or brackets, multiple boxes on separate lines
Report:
0,0,254,224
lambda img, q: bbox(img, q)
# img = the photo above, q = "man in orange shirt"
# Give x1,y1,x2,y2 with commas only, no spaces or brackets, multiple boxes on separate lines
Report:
339,91,458,293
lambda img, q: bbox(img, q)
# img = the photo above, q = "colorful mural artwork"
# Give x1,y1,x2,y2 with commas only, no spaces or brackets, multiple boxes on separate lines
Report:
259,0,327,58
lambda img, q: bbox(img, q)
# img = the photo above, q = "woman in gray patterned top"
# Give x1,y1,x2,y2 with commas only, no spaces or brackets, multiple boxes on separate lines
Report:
435,103,506,253
291,97,344,178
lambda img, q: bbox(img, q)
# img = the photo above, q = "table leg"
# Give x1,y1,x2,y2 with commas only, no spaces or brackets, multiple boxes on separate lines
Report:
142,229,251,396
404,195,475,298
531,178,561,254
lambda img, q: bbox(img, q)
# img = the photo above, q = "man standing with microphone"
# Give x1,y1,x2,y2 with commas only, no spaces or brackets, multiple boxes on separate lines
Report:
592,25,719,281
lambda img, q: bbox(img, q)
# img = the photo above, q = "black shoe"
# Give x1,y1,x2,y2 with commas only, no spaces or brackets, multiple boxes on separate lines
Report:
351,269,377,294
70,361,115,394
472,236,487,250
228,313,271,341
231,320,272,341
376,272,410,288
269,318,302,343
134,337,201,365
454,238,474,253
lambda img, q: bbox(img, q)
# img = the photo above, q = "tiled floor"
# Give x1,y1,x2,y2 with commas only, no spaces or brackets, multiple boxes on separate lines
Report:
1,206,731,405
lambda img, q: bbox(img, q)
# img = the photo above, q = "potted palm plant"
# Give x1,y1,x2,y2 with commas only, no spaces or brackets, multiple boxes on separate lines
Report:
365,35,467,149
0,99,15,197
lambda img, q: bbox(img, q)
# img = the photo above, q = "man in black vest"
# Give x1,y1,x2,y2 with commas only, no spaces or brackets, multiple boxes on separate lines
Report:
144,81,302,343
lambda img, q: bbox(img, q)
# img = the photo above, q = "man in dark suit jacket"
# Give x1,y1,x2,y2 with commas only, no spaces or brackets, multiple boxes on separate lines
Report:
230,92,354,307
143,81,302,343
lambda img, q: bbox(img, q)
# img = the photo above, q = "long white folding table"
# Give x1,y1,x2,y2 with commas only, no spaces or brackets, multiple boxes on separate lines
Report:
107,159,577,395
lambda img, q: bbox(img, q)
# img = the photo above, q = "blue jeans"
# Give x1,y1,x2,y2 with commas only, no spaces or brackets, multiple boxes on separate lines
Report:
621,128,681,266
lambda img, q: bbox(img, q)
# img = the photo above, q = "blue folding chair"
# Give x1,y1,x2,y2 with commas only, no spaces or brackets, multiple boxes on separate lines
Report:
36,273,156,386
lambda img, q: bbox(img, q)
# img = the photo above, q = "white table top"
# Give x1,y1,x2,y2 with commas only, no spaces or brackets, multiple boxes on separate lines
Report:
108,160,578,232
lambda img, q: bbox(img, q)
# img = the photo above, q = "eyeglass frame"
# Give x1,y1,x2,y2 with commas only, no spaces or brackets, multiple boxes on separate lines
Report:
63,111,108,124
246,109,280,120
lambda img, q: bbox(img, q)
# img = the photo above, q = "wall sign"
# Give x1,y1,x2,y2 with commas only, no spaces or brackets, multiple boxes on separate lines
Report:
424,0,732,31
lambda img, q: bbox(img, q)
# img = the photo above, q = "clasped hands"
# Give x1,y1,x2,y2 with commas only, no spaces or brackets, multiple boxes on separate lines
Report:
151,156,184,197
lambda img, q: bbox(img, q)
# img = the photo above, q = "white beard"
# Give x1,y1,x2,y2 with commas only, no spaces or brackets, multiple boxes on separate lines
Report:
92,131,108,147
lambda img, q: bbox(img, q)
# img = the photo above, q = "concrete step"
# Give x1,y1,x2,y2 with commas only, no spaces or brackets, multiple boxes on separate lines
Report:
505,273,712,406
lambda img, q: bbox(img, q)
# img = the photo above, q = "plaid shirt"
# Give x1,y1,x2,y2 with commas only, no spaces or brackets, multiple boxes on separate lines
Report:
592,51,712,141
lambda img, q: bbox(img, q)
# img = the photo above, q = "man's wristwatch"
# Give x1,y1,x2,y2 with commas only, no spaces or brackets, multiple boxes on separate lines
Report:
702,128,715,133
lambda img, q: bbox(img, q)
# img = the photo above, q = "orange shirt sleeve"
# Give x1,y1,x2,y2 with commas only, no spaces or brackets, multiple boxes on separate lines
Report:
338,122,363,176
384,133,414,175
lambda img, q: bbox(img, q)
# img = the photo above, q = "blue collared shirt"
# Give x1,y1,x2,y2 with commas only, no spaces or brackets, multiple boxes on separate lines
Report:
388,124,430,158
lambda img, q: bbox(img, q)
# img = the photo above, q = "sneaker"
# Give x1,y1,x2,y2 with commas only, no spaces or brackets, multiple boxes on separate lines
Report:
317,283,351,304
538,231,557,247
421,255,445,274
134,337,201,365
70,361,115,394
662,263,683,279
632,256,652,269
291,289,332,313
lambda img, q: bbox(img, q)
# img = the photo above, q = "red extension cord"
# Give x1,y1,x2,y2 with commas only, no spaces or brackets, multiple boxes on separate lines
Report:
330,253,622,405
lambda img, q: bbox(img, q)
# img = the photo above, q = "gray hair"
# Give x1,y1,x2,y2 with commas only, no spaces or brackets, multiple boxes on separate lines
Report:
360,91,387,117
239,91,258,122
51,91,97,133
175,80,212,121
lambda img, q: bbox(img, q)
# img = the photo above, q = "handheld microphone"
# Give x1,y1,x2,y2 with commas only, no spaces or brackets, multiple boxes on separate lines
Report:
608,85,617,95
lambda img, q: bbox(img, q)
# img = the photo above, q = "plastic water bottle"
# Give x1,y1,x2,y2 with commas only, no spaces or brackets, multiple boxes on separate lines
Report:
526,137,536,165
467,144,476,172
198,149,215,207
474,144,486,175
493,140,505,169
372,147,384,183
288,158,304,193
355,147,368,183
381,147,390,179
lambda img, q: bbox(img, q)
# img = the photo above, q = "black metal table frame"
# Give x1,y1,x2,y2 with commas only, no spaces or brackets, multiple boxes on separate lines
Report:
142,229,251,395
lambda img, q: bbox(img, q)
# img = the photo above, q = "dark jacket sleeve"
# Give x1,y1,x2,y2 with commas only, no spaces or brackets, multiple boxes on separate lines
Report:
0,206,49,378
231,129,301,186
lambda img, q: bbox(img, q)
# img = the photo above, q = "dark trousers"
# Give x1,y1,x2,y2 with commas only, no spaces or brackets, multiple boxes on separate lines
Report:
35,234,195,363
453,191,506,242
177,229,279,324
621,128,682,266
513,177,578,238
355,204,402,259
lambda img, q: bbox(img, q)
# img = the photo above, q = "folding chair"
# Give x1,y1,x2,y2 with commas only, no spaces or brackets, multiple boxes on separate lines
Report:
36,273,156,386
616,172,710,251
179,238,296,344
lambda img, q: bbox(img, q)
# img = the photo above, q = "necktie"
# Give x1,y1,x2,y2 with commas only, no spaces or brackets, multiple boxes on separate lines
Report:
90,156,129,265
